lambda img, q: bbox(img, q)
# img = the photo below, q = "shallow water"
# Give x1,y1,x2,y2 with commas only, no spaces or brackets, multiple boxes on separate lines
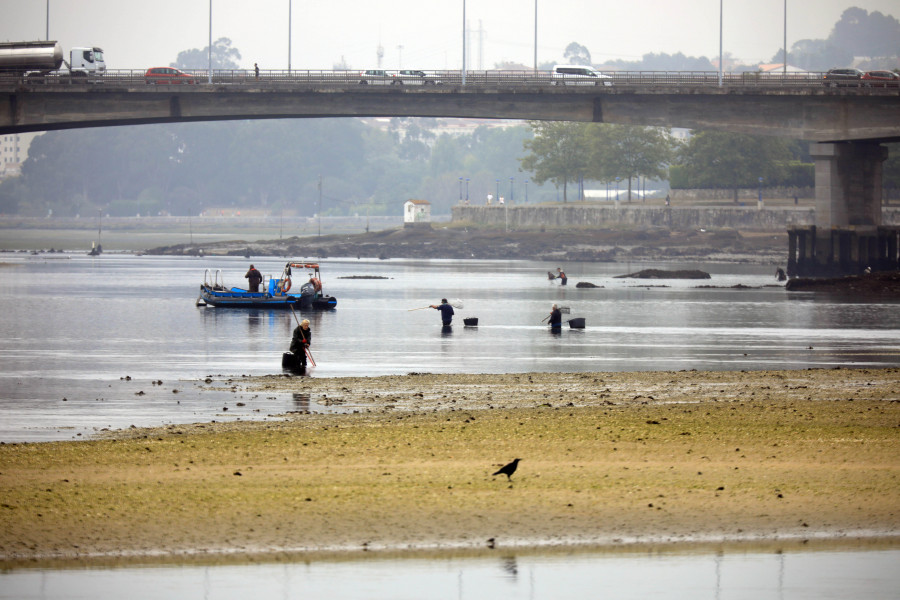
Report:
2,545,899,599
3,253,899,595
1,253,899,441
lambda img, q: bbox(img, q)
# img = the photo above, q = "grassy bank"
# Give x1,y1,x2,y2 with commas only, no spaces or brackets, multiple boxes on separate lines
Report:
1,368,898,564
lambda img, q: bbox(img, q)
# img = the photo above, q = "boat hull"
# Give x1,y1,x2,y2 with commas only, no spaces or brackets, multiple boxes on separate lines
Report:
198,285,336,310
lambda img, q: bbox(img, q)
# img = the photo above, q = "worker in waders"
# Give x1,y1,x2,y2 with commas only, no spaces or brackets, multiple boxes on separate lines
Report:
290,319,312,368
548,303,562,332
430,298,454,326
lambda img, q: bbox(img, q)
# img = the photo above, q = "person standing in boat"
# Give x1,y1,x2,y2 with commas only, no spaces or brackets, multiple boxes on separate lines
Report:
308,273,322,298
548,303,562,331
430,298,454,326
245,264,263,292
290,319,312,367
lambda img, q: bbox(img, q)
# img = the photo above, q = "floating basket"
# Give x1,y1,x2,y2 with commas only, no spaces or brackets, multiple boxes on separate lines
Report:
568,317,585,329
463,317,479,326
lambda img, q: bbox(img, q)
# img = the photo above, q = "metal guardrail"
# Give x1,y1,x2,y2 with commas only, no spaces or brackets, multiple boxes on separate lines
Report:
1,69,896,92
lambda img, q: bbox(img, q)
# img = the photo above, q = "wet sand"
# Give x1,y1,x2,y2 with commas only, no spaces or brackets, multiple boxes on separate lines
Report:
1,367,899,564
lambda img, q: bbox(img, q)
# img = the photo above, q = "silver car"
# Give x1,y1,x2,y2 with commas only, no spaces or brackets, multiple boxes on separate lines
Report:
358,69,396,85
393,69,441,85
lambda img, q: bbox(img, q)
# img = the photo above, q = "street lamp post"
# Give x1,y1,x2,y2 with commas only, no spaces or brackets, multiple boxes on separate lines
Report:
207,0,216,84
718,0,723,87
509,177,514,203
465,178,470,203
615,177,620,202
462,0,466,86
288,0,292,73
496,179,500,204
758,176,764,208
525,180,529,203
459,177,463,203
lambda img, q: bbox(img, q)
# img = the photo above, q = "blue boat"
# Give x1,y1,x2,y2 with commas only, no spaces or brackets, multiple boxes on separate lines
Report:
196,261,337,310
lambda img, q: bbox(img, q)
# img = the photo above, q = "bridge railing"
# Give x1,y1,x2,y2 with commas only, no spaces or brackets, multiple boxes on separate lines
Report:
0,69,869,90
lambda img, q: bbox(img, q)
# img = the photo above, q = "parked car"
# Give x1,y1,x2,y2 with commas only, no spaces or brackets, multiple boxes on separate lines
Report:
393,69,441,85
861,70,900,87
144,67,195,84
551,64,613,87
358,69,395,85
822,68,863,87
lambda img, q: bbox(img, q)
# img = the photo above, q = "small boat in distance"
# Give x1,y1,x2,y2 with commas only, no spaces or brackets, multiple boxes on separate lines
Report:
196,261,337,310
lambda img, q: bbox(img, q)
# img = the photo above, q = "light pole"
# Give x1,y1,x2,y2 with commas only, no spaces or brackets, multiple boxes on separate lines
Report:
462,0,466,86
718,0,723,87
783,0,787,76
509,177,514,203
533,0,538,72
45,0,49,40
615,177,620,201
758,176,764,208
288,0,292,73
496,179,500,204
208,0,213,84
397,45,403,69
525,180,529,203
459,177,463,203
465,178,470,202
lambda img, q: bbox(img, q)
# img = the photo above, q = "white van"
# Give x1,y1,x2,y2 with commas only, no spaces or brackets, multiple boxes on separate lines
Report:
551,65,612,87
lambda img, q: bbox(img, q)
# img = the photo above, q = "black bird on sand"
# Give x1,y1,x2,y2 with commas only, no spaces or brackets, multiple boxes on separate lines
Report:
492,458,521,481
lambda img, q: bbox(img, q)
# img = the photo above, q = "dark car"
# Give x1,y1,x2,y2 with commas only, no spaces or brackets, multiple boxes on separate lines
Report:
822,68,863,87
144,67,195,84
861,70,900,88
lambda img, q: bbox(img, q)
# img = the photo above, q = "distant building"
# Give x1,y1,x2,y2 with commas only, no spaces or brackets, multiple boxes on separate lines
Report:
0,132,39,180
403,199,431,226
757,63,806,73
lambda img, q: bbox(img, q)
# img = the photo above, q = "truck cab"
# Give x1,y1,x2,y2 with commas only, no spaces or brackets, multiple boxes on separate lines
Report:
67,47,105,76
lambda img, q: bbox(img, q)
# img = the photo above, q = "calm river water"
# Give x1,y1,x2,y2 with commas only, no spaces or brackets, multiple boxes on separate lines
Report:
1,253,899,442
2,252,899,598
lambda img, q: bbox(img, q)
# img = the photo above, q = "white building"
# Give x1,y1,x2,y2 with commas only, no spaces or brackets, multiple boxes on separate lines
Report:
403,199,431,224
0,132,39,180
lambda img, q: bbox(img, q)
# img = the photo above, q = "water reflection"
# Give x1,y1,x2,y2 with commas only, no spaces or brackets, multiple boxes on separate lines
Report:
2,545,898,600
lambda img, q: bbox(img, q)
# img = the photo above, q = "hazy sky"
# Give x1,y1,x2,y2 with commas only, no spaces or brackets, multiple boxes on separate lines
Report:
1,1,897,71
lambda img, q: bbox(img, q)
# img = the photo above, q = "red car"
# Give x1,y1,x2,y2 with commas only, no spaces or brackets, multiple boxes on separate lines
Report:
861,70,899,88
144,67,195,84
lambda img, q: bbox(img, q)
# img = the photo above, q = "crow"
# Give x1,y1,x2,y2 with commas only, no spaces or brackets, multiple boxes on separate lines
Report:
492,458,521,481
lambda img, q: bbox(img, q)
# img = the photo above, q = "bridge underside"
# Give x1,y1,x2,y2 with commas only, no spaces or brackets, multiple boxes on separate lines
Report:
3,86,899,275
3,88,899,141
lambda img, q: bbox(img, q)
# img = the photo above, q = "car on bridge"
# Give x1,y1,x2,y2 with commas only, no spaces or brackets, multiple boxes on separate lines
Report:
144,67,195,85
551,65,613,87
861,70,899,88
358,69,395,85
393,69,441,85
822,68,863,87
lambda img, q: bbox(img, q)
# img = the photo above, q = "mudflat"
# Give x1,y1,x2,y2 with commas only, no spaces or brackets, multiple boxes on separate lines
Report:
1,367,898,564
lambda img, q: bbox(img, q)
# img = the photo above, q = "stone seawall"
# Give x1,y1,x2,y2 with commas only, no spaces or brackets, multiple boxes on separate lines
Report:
452,205,900,230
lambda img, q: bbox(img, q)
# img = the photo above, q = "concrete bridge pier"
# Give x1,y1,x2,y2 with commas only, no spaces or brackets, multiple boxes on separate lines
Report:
791,141,892,276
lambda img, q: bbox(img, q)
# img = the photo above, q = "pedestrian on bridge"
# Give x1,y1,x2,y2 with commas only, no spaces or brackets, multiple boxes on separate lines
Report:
254,63,259,79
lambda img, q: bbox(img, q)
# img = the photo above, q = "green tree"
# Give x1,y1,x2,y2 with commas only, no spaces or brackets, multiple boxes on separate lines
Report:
171,37,242,70
676,131,792,202
563,42,592,66
586,124,676,202
520,121,591,202
829,8,900,59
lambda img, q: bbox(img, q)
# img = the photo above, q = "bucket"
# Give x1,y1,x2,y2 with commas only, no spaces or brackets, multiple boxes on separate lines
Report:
568,317,585,329
463,317,478,326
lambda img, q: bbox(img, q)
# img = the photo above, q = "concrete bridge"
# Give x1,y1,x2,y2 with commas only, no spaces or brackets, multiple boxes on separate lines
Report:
2,69,899,275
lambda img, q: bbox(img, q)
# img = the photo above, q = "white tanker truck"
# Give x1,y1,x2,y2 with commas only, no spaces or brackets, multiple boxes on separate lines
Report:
0,41,105,76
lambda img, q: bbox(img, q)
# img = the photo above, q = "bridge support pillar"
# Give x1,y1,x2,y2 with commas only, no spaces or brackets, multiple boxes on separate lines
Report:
794,141,891,276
